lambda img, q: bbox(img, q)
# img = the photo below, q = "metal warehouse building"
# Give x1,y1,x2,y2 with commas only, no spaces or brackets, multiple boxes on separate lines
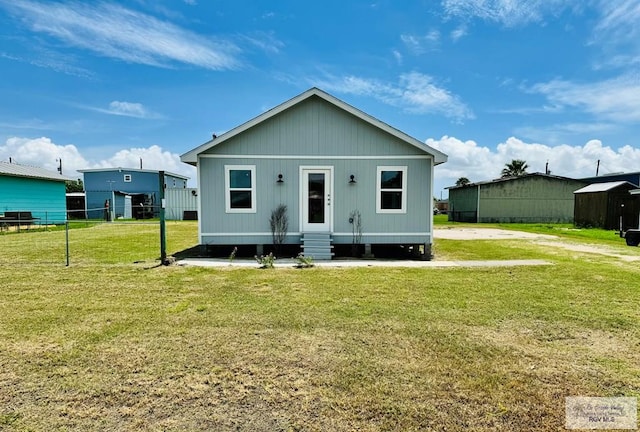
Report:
448,173,587,223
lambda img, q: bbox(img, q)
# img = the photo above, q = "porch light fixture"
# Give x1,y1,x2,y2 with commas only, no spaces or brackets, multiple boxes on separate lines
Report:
349,174,356,184
277,173,284,183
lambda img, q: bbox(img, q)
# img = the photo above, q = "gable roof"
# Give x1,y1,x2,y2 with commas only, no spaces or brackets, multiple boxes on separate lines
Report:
180,87,448,165
574,181,637,194
0,161,72,182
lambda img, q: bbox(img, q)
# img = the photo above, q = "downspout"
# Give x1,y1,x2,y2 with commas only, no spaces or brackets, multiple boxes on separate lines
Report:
196,155,203,245
429,156,434,243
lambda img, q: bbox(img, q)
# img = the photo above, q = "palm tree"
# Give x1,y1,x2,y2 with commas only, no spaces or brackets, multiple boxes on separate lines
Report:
501,159,529,178
455,177,471,186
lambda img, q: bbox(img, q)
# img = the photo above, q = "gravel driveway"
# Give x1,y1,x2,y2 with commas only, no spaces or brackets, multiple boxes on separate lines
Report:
434,228,556,240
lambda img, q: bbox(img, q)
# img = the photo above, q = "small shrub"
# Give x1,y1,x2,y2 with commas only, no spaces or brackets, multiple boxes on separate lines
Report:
294,253,314,268
349,209,363,244
270,205,289,256
254,252,275,269
229,246,238,264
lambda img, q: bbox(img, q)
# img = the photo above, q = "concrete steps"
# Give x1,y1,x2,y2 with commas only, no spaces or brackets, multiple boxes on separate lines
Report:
301,233,334,260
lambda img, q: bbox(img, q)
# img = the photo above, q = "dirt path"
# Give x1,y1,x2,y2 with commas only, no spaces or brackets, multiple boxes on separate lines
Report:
435,227,640,262
434,228,555,240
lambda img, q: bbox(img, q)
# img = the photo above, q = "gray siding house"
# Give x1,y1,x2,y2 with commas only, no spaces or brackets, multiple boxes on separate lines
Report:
180,88,447,259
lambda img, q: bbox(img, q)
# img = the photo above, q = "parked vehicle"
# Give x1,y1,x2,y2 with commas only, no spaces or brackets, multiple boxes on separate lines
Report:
624,229,640,246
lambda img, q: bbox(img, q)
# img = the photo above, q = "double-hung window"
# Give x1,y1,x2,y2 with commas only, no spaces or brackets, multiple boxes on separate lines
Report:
376,166,407,213
225,165,256,213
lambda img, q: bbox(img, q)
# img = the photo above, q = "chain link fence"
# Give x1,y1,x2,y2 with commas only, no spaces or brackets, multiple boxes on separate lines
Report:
0,206,198,266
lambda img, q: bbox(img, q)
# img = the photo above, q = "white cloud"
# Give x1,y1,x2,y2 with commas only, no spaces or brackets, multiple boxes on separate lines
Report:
392,50,403,65
95,145,193,178
428,135,640,196
441,0,573,27
529,74,640,123
450,26,468,41
399,72,473,120
400,30,440,54
1,0,240,70
242,31,285,55
108,101,150,118
81,101,162,119
0,137,196,184
0,49,93,78
591,0,640,69
313,72,474,121
593,0,640,45
0,137,89,178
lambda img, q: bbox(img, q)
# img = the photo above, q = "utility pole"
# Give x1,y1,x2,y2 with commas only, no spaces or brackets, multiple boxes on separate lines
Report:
596,159,600,176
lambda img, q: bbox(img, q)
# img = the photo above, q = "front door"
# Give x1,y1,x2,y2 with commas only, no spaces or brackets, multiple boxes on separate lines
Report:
301,167,332,232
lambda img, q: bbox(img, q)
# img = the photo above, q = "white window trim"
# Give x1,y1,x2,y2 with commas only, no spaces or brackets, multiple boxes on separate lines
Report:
225,165,256,213
123,174,132,182
376,166,407,214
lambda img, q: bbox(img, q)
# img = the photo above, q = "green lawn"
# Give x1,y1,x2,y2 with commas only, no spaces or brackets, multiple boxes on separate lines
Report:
1,222,639,431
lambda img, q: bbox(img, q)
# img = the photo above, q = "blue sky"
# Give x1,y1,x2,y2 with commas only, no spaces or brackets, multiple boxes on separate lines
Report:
1,0,640,197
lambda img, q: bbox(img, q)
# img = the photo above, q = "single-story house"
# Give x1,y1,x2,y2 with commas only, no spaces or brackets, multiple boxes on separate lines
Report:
78,168,190,220
180,87,448,259
435,199,448,214
0,161,72,224
574,181,640,230
447,173,587,223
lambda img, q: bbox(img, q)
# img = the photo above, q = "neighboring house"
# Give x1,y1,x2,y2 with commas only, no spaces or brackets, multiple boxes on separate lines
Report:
574,181,640,230
0,161,71,224
78,168,189,220
447,173,587,223
180,87,447,259
435,199,448,214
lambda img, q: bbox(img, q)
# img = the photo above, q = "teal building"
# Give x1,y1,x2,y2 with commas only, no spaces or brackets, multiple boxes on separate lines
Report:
0,161,71,224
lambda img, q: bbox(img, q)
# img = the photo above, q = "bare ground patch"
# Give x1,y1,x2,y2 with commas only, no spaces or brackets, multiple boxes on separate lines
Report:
534,240,640,262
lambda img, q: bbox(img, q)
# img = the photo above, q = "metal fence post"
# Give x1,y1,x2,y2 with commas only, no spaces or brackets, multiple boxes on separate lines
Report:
65,221,70,267
159,171,167,264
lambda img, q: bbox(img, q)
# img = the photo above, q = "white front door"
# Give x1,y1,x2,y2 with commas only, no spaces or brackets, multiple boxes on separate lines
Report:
301,167,333,232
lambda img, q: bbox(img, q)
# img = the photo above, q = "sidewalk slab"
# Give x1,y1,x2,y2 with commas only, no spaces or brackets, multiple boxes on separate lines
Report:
177,258,551,269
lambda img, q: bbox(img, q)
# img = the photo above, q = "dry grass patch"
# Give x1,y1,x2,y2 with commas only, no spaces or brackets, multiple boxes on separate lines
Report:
1,224,639,431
